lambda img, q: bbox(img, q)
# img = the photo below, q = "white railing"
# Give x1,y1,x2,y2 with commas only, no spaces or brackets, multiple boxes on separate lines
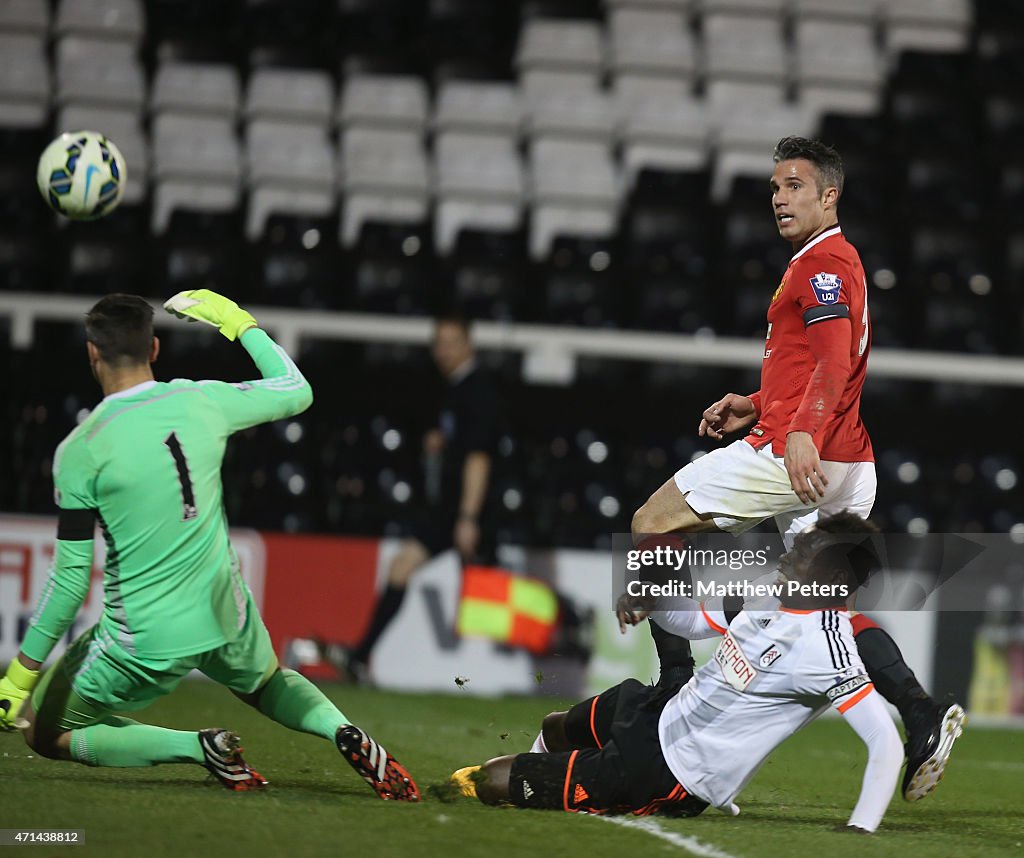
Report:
2,290,1024,386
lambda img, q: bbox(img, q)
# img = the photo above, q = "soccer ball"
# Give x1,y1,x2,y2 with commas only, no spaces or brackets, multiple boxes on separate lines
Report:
36,130,126,221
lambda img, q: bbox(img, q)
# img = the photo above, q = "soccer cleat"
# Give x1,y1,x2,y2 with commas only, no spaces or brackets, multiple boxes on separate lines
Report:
336,725,420,801
198,728,268,791
449,766,481,798
902,701,966,801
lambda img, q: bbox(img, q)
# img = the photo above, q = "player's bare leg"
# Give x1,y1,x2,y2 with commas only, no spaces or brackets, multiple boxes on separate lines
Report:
632,478,721,538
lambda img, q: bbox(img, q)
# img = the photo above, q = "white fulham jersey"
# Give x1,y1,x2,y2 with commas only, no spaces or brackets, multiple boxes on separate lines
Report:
658,606,878,812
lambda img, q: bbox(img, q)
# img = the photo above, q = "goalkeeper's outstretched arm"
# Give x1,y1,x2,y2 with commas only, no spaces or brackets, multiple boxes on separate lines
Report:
164,289,313,431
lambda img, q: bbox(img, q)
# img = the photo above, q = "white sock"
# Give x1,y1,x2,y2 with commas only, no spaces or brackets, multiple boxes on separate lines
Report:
529,729,548,753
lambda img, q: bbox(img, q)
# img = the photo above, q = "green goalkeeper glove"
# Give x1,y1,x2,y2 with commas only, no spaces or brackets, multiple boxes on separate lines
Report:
0,658,39,731
163,289,259,342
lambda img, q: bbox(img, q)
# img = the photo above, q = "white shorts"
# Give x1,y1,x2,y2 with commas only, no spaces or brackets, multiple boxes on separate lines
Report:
673,439,876,543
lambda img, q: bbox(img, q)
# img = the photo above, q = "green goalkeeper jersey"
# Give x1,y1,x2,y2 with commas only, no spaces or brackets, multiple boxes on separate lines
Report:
21,328,313,662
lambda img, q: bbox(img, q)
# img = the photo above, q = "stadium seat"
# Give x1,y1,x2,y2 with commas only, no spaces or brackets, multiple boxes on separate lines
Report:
520,71,602,102
604,0,692,11
339,74,429,133
245,121,336,241
433,80,522,137
525,86,616,144
56,54,146,111
530,138,619,260
339,128,429,247
246,67,334,126
515,17,605,75
702,14,786,83
883,0,972,56
794,21,883,120
0,35,49,128
151,114,242,233
151,62,241,118
617,93,709,187
54,0,144,43
790,0,881,22
0,0,50,35
607,8,697,79
433,133,524,255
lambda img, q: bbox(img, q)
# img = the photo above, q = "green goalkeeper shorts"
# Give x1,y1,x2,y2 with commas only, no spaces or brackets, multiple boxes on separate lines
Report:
30,592,278,731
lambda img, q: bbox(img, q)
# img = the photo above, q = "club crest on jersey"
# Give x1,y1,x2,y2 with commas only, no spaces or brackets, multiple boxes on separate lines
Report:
759,644,783,667
809,272,842,305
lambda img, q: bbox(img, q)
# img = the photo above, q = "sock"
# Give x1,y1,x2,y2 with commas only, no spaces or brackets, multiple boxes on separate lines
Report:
255,668,349,741
633,535,695,679
851,614,931,723
529,729,548,753
69,716,202,767
649,618,696,676
352,584,407,664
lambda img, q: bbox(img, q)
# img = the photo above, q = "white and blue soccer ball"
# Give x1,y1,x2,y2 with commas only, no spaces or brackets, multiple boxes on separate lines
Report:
36,130,126,221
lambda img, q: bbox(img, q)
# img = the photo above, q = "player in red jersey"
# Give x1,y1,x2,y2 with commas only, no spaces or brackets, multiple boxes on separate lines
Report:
631,137,963,802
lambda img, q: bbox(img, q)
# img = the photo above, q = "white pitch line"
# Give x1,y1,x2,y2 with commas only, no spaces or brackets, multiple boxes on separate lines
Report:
596,815,741,858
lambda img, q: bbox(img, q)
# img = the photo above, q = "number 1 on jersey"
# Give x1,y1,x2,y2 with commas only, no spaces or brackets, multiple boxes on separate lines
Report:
164,431,198,521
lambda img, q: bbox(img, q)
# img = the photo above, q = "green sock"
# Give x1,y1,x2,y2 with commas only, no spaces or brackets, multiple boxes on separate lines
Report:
255,668,348,741
70,716,203,767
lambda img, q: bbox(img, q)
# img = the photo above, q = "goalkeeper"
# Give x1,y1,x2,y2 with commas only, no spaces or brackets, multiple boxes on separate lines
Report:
0,291,418,800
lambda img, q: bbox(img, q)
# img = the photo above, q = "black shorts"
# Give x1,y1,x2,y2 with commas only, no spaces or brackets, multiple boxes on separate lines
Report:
507,679,709,817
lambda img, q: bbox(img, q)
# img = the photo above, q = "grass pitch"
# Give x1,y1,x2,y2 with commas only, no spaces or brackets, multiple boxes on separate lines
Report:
4,680,1022,858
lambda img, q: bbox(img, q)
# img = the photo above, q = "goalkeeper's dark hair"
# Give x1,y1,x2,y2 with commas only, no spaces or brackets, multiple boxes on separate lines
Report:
85,294,154,366
788,511,881,590
773,136,844,198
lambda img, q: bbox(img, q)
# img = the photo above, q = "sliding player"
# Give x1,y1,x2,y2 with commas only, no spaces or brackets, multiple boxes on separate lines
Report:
452,513,903,832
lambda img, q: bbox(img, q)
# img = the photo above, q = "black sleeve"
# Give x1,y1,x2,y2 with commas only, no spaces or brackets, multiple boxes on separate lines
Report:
461,379,503,455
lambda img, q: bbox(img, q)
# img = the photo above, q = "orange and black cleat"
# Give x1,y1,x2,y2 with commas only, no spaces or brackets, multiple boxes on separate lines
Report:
198,728,268,791
336,725,419,801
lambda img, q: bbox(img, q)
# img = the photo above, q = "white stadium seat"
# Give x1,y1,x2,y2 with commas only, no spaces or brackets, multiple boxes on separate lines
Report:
883,0,972,55
151,114,241,233
0,34,48,128
433,80,522,137
608,8,697,77
434,133,525,254
152,62,241,118
339,74,428,132
526,86,617,144
54,0,144,43
530,139,619,259
246,68,334,126
702,14,787,83
56,54,145,110
515,18,605,74
0,0,49,35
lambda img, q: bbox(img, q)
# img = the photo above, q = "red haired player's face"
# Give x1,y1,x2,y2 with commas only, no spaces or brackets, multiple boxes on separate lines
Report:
769,158,838,248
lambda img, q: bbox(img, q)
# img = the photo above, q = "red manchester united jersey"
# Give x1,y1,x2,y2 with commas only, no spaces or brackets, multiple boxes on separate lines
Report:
745,226,873,462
